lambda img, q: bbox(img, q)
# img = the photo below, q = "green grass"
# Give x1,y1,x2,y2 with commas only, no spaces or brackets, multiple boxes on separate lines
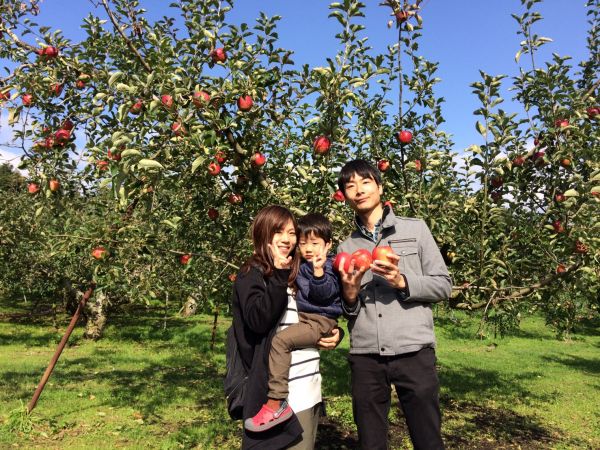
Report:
0,305,598,449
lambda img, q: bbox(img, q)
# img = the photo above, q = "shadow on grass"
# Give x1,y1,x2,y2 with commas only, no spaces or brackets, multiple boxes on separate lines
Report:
541,353,600,375
438,364,554,405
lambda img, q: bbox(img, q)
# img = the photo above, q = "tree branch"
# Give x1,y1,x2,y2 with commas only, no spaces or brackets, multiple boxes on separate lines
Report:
100,0,152,73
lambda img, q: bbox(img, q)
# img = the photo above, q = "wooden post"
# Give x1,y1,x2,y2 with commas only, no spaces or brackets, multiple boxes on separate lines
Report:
27,284,96,413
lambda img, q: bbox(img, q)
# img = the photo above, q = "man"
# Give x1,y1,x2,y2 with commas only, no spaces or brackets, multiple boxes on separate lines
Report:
337,159,452,450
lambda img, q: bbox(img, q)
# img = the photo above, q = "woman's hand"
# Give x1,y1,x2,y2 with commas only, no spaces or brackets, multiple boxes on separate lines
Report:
268,243,292,269
317,327,342,350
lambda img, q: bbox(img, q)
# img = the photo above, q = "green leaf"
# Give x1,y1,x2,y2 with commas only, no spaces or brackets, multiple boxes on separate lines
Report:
476,121,486,136
108,71,123,86
563,189,579,197
191,156,204,174
138,159,164,170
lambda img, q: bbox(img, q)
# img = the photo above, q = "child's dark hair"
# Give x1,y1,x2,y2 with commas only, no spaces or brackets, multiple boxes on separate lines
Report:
337,159,382,194
297,213,332,243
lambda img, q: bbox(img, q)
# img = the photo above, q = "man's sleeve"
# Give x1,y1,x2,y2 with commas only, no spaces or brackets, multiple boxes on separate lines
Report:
402,220,452,303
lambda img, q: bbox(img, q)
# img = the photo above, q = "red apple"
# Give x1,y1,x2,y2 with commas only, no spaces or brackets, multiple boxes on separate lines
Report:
556,264,567,274
586,107,599,119
54,129,71,143
378,160,390,172
333,252,352,273
192,90,211,107
332,190,345,202
490,191,502,202
560,158,571,168
27,183,40,194
313,135,331,155
395,10,409,23
96,160,109,171
130,99,144,115
22,93,33,106
397,130,413,144
208,208,219,220
161,94,173,109
215,151,227,164
108,149,122,161
251,152,266,167
555,193,566,203
75,79,86,90
512,155,525,167
574,240,588,254
552,220,564,234
372,246,395,264
171,121,186,136
228,273,237,282
43,46,59,58
555,119,569,128
91,246,107,260
61,119,74,131
490,176,503,188
227,193,243,205
351,249,373,271
237,95,253,112
211,48,227,63
208,162,221,176
49,179,60,192
51,83,63,96
414,159,422,172
180,254,192,265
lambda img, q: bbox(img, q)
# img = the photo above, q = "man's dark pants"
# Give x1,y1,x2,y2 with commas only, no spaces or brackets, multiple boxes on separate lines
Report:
348,347,444,450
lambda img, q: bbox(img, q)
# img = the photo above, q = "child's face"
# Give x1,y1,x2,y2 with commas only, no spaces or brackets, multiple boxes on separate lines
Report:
271,219,297,258
298,232,331,261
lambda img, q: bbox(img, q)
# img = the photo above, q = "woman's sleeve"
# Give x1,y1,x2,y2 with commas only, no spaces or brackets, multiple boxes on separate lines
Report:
236,267,291,335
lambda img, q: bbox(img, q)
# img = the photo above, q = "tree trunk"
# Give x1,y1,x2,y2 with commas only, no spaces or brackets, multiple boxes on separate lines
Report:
84,290,107,340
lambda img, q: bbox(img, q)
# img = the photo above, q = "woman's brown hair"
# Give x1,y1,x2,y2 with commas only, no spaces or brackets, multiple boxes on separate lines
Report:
240,205,300,286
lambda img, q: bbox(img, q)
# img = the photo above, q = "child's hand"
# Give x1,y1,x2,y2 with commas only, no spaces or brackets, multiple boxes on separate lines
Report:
311,246,328,271
268,244,292,269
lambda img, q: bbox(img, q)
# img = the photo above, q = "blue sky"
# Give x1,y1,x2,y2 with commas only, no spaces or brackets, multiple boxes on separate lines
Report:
0,0,592,168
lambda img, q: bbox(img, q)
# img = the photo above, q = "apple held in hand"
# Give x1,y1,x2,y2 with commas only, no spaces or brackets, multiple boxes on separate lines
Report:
372,246,395,264
333,252,352,273
351,249,372,271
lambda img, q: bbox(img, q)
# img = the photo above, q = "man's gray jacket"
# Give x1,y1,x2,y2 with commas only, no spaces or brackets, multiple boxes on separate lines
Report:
338,208,452,355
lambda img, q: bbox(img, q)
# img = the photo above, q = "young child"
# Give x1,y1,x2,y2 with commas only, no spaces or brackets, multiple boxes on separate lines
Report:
245,213,342,433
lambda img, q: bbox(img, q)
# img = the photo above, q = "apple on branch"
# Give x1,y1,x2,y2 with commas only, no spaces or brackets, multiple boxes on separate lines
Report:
313,135,331,155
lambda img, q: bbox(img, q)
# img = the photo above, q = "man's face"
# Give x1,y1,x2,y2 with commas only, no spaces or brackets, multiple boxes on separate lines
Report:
343,173,383,214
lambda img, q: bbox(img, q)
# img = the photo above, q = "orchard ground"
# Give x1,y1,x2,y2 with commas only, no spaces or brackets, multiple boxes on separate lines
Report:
1,302,598,449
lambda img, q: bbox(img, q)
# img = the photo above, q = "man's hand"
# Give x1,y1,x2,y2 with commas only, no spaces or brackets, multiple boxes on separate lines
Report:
339,259,369,305
317,327,342,350
371,253,405,289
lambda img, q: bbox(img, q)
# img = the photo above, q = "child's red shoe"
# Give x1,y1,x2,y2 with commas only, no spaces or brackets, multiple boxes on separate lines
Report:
244,400,293,432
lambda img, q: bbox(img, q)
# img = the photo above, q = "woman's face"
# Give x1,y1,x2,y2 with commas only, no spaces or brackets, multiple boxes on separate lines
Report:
271,219,297,258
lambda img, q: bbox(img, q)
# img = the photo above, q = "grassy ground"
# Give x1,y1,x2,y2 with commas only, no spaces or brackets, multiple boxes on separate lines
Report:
0,304,598,449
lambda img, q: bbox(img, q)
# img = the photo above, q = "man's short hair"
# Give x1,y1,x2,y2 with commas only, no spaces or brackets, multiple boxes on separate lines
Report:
337,159,382,194
297,213,333,243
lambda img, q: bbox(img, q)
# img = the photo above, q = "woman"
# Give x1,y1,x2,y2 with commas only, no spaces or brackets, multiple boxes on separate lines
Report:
230,205,340,449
